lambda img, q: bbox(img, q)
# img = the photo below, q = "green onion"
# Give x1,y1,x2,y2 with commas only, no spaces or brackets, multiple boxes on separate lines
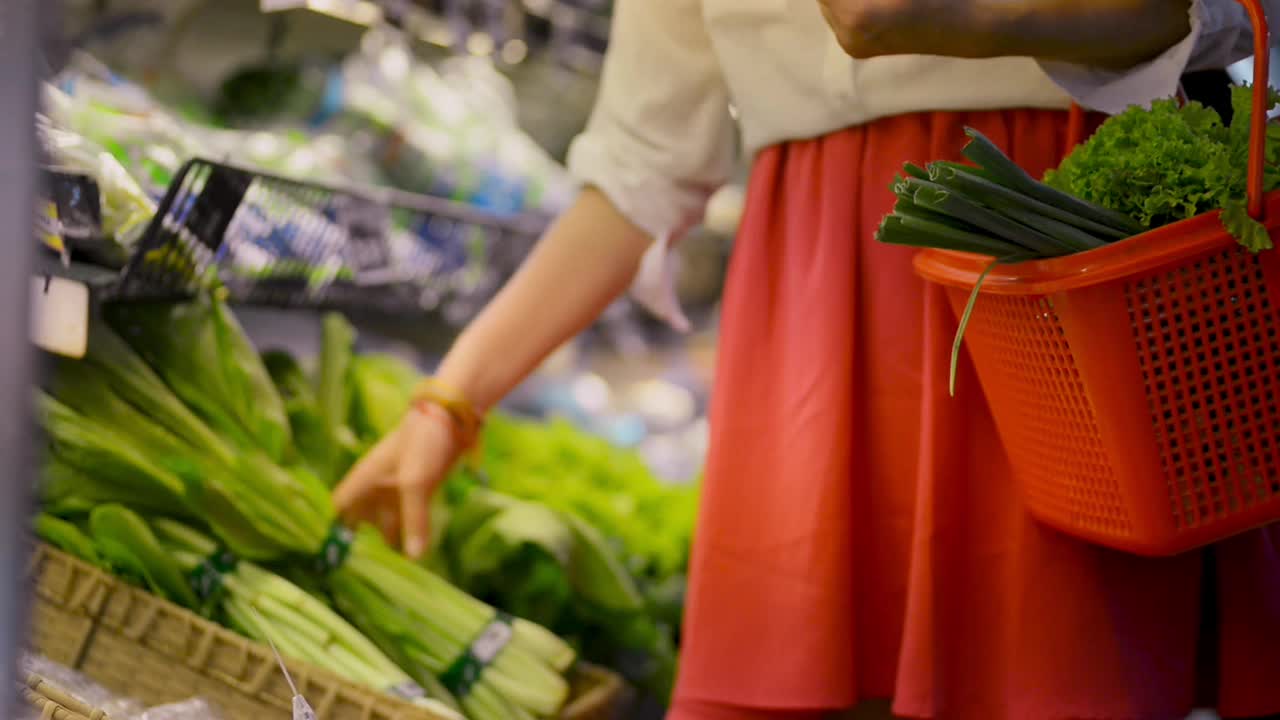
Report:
877,215,1027,259
928,164,1111,249
907,180,1074,257
961,128,1143,235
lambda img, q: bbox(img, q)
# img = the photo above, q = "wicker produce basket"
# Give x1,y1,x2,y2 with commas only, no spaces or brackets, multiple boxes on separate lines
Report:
28,543,629,720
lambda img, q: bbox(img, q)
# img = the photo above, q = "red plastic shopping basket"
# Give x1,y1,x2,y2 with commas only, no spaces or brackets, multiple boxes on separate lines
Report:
914,0,1280,556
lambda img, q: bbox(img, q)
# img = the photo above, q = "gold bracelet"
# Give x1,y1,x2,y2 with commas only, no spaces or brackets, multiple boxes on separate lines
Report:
410,377,484,449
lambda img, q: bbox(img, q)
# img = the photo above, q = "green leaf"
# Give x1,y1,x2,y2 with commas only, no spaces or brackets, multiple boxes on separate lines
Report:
34,513,103,567
105,296,291,462
950,260,1000,397
89,504,199,608
1221,200,1275,252
317,313,359,485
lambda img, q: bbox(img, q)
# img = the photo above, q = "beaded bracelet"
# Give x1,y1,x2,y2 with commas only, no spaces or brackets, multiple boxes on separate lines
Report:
410,377,484,450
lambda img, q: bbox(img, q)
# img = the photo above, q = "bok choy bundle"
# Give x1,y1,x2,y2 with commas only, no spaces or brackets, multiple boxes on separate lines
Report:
37,300,577,720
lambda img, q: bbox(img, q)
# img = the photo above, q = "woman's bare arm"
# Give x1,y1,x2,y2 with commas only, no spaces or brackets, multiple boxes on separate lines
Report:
818,0,1193,69
436,187,651,411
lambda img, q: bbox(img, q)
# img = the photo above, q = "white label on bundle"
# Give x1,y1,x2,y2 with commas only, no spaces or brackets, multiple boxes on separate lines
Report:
30,275,88,358
260,0,306,11
471,620,514,664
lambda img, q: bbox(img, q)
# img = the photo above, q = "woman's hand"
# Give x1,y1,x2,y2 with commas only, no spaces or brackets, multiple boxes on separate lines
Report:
333,404,463,559
817,0,1193,69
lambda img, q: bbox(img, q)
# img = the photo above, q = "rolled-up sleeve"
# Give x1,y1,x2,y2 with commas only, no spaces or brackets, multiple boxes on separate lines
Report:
1040,0,1280,114
566,0,735,331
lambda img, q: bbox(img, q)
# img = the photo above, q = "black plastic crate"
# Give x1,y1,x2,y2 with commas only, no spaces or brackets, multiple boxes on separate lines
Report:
90,158,546,318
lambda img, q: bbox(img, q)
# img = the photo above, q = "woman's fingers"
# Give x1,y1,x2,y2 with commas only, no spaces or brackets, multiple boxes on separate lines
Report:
331,405,462,558
397,409,456,559
377,498,402,549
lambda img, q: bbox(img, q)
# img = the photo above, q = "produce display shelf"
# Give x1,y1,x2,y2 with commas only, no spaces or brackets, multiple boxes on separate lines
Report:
38,159,545,317
32,160,549,357
29,542,628,720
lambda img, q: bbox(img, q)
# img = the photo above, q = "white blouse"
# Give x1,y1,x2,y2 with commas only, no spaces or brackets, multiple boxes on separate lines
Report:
565,0,1277,329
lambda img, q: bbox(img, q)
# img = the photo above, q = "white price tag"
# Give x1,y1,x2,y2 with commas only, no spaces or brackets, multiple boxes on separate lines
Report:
471,620,513,664
30,276,89,358
260,0,308,11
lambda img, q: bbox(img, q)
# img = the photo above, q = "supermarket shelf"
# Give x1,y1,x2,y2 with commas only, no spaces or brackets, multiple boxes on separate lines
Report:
70,158,538,305
31,158,547,355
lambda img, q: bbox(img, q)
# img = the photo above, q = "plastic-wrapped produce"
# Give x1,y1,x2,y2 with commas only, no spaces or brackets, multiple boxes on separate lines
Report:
18,653,224,720
37,97,156,265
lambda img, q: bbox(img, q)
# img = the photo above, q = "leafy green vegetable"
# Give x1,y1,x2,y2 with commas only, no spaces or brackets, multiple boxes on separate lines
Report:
329,526,575,720
77,320,234,463
1222,199,1275,252
37,392,190,513
449,491,576,625
105,296,292,461
150,520,463,718
89,504,198,607
350,353,420,441
34,513,102,567
1046,86,1278,251
317,313,361,485
38,301,577,720
444,415,697,702
472,415,698,584
263,350,329,476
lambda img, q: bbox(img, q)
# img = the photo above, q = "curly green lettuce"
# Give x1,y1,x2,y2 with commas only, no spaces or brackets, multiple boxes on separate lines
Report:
1045,86,1279,252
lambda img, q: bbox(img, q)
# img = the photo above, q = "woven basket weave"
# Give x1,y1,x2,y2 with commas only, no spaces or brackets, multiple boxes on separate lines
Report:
29,543,628,720
23,673,111,720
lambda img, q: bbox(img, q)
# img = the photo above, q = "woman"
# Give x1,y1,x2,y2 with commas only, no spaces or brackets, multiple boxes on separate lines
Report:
335,1,1280,718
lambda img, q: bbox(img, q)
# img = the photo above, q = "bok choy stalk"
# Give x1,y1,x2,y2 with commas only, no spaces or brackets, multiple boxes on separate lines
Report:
316,313,362,486
37,393,191,517
149,520,464,719
43,324,332,560
104,296,292,462
34,512,102,568
88,504,199,608
262,350,329,479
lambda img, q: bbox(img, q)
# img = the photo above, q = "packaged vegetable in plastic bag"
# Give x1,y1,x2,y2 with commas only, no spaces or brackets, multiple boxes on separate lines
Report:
37,108,155,265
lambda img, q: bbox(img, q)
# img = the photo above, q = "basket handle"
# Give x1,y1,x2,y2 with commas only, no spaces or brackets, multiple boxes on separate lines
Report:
1240,0,1270,220
1067,0,1271,220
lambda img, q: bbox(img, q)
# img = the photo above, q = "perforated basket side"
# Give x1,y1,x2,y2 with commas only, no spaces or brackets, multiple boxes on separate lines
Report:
946,289,1134,538
1125,246,1280,535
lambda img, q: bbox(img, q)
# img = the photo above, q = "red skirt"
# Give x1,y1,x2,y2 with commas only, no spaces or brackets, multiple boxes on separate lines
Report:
670,110,1280,720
